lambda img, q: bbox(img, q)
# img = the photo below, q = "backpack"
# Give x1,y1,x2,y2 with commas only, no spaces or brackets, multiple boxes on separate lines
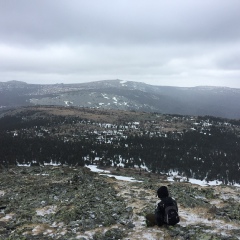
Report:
164,204,180,225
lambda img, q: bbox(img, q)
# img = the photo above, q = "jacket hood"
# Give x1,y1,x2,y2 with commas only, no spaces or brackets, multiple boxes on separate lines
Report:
157,186,169,198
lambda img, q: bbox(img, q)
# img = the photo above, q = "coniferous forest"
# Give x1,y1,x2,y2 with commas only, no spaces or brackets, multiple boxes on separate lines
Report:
0,106,239,185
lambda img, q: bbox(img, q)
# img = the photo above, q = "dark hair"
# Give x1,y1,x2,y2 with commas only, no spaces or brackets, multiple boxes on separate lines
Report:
157,186,169,198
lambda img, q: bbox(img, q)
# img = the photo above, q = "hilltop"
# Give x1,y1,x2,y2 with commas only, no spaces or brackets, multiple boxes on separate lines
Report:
0,164,239,239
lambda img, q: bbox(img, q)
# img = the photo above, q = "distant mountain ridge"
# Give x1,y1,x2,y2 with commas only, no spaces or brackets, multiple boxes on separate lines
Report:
1,79,240,119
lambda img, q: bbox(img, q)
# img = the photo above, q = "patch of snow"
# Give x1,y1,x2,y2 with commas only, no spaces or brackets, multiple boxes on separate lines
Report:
35,173,49,176
115,162,125,168
36,205,57,216
17,162,31,167
140,165,149,171
59,229,67,236
142,232,163,240
120,80,127,85
167,171,231,187
64,101,73,106
0,213,14,221
169,175,240,188
102,93,109,99
86,165,142,182
76,229,98,239
0,190,5,197
29,98,39,103
43,228,54,235
187,179,210,186
134,164,149,171
44,160,61,166
194,195,206,200
101,174,143,182
86,165,110,173
32,225,45,235
203,122,212,127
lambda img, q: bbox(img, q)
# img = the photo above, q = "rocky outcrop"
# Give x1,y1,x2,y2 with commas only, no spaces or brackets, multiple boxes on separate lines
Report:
0,166,132,239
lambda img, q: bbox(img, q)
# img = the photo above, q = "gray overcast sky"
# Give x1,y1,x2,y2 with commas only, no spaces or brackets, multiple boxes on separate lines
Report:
1,0,240,88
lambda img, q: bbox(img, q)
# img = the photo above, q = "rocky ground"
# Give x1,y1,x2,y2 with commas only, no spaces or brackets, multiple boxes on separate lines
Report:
0,165,239,240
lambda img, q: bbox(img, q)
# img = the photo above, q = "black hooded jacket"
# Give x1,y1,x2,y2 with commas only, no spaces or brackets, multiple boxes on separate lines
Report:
155,196,178,226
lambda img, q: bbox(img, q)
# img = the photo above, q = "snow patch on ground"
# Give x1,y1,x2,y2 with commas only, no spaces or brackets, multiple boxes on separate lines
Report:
17,160,61,167
36,205,57,216
101,174,143,182
120,80,127,86
44,160,61,166
64,101,73,106
35,173,49,176
167,171,240,188
0,190,5,197
17,162,31,167
112,97,118,102
102,93,109,99
0,214,14,221
134,164,149,171
86,165,142,182
86,165,110,173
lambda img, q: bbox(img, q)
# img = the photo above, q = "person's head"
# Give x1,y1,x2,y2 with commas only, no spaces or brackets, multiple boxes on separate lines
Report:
157,186,169,199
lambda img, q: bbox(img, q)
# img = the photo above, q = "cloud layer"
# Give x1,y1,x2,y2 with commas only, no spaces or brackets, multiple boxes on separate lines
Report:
1,0,240,87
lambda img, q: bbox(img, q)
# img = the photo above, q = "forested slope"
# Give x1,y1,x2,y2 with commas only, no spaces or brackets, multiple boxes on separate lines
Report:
0,106,239,184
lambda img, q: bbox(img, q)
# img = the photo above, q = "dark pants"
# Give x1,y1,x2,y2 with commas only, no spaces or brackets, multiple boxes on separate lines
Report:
145,213,156,227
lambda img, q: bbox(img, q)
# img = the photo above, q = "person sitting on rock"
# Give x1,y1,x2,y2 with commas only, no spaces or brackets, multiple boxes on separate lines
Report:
146,186,180,227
